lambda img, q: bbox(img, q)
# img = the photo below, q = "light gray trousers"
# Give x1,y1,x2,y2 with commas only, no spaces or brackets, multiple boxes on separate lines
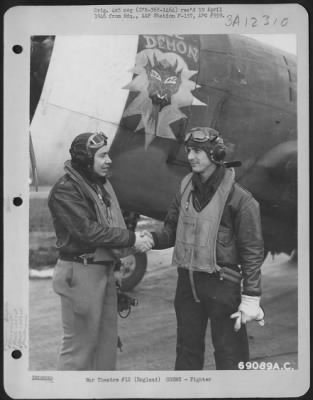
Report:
52,259,117,370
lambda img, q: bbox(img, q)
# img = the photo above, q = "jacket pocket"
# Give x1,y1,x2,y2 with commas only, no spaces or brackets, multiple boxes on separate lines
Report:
53,261,90,315
173,240,192,266
214,279,241,310
178,214,196,244
52,260,74,295
217,226,233,246
70,266,91,315
216,226,238,264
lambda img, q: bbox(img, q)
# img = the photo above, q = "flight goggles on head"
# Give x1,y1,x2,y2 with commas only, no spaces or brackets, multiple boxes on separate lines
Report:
86,132,108,157
184,126,241,167
184,127,227,164
87,132,108,149
184,127,220,144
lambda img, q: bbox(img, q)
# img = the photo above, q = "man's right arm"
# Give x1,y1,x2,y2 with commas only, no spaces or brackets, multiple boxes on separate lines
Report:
151,191,181,249
48,179,135,249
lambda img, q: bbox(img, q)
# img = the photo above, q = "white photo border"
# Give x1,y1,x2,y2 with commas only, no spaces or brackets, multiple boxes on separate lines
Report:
3,3,310,399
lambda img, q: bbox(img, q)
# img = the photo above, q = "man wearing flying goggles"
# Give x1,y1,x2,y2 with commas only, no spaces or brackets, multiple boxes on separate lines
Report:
146,126,264,370
48,132,152,371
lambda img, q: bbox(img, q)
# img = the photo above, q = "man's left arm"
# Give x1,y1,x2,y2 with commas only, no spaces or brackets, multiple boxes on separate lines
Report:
235,196,264,296
231,196,265,330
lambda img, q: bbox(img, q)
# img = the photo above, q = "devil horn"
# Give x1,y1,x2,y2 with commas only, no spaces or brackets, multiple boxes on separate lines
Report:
146,56,152,68
153,53,158,66
173,59,179,71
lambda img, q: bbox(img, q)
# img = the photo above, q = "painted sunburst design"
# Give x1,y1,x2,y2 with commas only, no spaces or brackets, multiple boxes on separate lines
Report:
123,49,205,148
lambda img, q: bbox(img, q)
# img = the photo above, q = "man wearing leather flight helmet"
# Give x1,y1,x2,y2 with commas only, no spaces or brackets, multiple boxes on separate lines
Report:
48,132,153,370
148,126,265,370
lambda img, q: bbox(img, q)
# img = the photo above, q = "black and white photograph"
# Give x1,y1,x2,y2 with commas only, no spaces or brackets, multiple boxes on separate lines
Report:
3,3,310,398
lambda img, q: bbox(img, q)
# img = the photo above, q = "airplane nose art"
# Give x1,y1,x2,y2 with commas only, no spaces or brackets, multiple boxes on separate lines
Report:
30,36,139,184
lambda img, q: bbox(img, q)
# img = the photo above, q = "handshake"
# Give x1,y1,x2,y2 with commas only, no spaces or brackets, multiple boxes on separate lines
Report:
134,230,154,253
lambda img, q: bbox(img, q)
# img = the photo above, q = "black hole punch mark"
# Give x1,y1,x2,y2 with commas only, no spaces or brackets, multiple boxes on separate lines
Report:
13,197,23,206
11,349,22,359
12,45,23,54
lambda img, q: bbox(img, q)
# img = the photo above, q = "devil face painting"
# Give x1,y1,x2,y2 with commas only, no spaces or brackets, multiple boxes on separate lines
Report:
145,54,182,110
122,44,203,147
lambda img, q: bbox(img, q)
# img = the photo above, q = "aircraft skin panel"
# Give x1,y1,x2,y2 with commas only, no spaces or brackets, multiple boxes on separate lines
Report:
106,34,297,255
198,35,297,111
229,35,296,63
216,97,296,162
30,35,139,183
109,134,187,219
200,34,296,66
109,34,202,215
238,160,297,254
29,34,298,254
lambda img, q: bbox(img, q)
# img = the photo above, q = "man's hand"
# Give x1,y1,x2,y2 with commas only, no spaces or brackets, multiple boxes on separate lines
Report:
230,295,265,332
114,269,123,287
134,231,154,253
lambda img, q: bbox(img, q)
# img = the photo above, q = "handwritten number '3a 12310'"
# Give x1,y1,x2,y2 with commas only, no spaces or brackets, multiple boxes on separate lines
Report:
225,15,289,28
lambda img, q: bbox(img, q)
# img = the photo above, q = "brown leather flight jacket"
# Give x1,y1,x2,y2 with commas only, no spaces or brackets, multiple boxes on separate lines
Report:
153,181,264,297
48,173,136,259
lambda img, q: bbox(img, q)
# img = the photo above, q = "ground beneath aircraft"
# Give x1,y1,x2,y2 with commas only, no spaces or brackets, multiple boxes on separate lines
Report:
29,250,298,371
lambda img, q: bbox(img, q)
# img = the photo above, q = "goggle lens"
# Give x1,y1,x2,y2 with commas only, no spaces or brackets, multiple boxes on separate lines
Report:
184,129,218,144
87,132,108,149
185,131,208,143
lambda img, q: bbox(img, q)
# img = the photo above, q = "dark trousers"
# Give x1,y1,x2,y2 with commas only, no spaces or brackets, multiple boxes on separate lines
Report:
174,268,249,370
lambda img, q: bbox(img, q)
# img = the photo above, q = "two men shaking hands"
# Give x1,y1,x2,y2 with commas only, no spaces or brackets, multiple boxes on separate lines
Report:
134,230,154,253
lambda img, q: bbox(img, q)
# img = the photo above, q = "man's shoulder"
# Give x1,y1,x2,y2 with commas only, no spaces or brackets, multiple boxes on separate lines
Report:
180,173,193,189
233,182,253,198
182,172,193,181
230,182,258,208
51,173,71,189
49,174,78,198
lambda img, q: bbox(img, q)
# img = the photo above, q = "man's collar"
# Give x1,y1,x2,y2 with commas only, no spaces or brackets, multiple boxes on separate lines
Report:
192,166,225,190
